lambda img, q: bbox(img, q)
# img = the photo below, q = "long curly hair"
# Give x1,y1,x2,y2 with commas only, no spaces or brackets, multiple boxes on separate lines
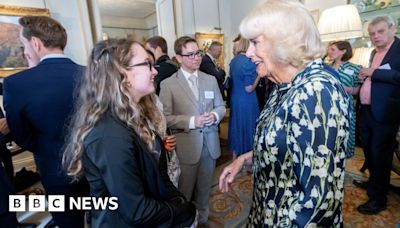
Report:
62,38,165,180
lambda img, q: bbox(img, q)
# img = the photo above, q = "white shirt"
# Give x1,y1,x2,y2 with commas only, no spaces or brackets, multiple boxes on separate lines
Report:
180,69,220,129
206,53,217,66
40,54,68,62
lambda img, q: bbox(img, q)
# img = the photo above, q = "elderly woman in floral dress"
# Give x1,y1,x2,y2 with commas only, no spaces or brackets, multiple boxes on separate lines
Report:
219,0,351,227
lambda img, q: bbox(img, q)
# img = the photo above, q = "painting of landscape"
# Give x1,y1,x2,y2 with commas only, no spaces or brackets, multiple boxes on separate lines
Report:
0,15,27,69
0,5,49,77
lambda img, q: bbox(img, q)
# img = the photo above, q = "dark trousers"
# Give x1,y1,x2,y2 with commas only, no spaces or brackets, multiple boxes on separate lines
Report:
0,138,13,181
0,164,18,228
43,180,88,228
0,212,18,228
360,106,399,203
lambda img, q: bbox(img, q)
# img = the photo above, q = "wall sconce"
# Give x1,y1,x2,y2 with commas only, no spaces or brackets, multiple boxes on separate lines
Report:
318,5,363,42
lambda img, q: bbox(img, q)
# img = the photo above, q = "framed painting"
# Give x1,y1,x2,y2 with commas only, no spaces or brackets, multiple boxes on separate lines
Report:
195,32,224,66
0,5,50,77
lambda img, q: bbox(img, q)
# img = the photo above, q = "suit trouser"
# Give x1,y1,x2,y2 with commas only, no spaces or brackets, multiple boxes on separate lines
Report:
360,106,399,203
178,141,216,224
0,137,13,181
0,163,18,228
42,180,88,228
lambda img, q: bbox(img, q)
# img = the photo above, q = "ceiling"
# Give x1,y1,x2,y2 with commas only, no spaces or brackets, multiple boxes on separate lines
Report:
97,0,156,19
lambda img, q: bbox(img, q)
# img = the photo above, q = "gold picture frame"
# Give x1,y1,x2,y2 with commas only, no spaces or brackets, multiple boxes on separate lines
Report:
0,5,50,77
195,33,224,66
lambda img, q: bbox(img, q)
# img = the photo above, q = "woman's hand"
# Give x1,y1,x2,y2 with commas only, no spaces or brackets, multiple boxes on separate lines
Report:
359,67,375,80
163,135,176,151
219,153,251,193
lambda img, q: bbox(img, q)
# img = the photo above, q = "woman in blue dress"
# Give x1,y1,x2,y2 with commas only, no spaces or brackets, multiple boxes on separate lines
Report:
219,0,351,227
228,36,260,157
328,40,362,158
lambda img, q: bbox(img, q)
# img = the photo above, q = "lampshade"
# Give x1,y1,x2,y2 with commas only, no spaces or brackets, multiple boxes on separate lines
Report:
351,47,374,68
318,5,363,42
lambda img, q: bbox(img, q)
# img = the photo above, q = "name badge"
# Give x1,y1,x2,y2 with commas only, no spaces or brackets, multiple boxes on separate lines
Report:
204,91,214,99
343,68,354,75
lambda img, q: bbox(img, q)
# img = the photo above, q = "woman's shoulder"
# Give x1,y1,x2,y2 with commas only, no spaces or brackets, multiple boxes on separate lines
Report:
292,66,345,98
236,53,252,63
234,54,256,70
84,114,131,146
343,61,361,68
298,66,339,85
342,61,362,73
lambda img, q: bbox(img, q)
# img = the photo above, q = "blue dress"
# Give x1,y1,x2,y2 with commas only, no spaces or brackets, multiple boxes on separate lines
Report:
228,53,259,156
248,59,351,227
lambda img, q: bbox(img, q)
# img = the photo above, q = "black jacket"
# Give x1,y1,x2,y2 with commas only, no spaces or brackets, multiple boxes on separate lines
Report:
200,54,226,99
155,55,179,95
83,114,196,227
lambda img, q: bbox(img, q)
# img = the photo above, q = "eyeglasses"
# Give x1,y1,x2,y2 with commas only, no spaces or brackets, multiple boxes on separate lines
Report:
180,50,203,59
128,61,153,71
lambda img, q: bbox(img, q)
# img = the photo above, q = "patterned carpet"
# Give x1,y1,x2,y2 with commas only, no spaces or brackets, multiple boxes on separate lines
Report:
209,148,400,228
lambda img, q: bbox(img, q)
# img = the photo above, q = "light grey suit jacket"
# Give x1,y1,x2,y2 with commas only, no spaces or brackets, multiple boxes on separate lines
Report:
159,70,226,164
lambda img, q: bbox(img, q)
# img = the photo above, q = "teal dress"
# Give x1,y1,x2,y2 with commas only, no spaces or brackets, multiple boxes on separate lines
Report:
335,61,361,158
248,59,351,227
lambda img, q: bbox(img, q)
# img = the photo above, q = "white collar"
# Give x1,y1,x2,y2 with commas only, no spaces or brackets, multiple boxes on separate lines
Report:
40,53,68,62
181,68,199,81
206,53,215,62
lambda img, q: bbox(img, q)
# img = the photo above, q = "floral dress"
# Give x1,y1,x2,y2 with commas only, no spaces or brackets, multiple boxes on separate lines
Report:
248,59,351,227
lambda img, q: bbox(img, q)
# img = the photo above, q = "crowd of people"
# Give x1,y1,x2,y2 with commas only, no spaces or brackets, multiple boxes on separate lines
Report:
1,0,399,227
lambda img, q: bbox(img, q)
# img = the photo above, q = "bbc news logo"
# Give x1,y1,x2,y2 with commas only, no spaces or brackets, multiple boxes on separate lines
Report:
9,195,118,212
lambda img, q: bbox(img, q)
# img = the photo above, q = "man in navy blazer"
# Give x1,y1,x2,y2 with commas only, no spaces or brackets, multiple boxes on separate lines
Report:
3,16,87,227
200,41,226,100
356,16,400,215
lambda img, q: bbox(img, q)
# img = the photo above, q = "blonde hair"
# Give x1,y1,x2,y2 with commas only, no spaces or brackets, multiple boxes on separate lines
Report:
235,37,250,54
239,0,325,68
63,38,165,180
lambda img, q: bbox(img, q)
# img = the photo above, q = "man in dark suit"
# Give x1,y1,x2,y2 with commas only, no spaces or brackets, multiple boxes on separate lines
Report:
355,16,400,215
145,36,179,95
3,16,87,227
200,41,226,100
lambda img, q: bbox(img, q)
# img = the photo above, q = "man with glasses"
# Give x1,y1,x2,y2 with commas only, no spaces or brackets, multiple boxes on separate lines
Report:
159,36,226,228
